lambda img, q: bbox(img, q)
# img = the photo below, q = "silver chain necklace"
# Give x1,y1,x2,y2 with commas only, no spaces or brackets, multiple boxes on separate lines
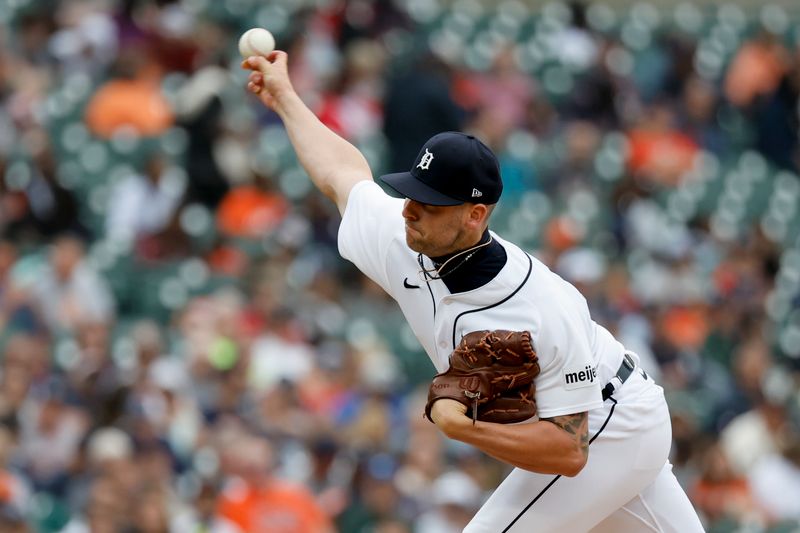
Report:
417,236,494,282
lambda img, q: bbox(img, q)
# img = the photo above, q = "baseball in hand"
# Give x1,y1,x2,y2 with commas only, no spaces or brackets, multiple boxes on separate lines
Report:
238,28,275,58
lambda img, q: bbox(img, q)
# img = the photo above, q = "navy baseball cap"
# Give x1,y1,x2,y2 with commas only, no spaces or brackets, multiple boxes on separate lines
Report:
380,132,503,206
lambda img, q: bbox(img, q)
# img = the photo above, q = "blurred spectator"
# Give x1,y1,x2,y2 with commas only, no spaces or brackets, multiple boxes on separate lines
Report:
333,0,410,49
175,59,230,208
0,166,34,243
318,39,387,143
564,39,625,128
137,1,202,74
127,350,201,462
337,453,409,533
305,438,353,518
255,379,321,441
679,76,728,155
128,319,167,383
752,57,800,171
338,388,394,451
462,45,537,137
414,471,484,533
247,308,314,393
217,434,333,533
720,394,789,476
49,2,118,77
749,437,800,524
383,52,466,173
1,13,53,135
60,474,128,533
0,336,35,430
394,395,447,499
690,443,761,527
0,240,43,338
84,50,173,138
626,102,700,186
547,2,599,72
724,31,788,109
129,484,172,533
216,172,289,240
105,151,185,245
539,121,601,196
18,377,89,496
0,425,30,518
29,234,115,333
67,321,128,427
1,135,86,244
171,479,242,533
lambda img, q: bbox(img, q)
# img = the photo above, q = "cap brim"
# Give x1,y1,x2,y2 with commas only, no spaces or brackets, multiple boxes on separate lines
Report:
379,172,463,206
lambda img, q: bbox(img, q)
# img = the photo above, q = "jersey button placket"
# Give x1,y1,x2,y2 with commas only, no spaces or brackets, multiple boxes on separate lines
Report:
434,298,452,354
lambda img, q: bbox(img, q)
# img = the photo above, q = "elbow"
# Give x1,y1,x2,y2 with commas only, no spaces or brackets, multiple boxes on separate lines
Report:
438,419,463,441
561,450,588,477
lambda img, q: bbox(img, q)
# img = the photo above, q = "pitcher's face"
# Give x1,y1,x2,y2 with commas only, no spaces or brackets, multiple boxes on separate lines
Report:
402,199,479,257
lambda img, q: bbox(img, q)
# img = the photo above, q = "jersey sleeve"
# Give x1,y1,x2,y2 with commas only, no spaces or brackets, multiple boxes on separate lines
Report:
337,181,406,294
531,293,604,418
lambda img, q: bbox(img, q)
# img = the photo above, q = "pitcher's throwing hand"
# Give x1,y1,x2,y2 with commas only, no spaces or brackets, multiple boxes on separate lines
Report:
242,52,292,112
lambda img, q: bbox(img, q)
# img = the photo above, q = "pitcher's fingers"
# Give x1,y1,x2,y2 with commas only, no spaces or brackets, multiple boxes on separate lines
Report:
246,81,262,94
267,50,288,66
244,55,271,73
242,51,286,72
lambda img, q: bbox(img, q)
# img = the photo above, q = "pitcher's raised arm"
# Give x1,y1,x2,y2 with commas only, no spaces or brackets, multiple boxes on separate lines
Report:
243,52,372,214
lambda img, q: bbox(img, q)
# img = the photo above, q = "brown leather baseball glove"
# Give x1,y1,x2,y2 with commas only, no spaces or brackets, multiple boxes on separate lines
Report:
425,330,540,424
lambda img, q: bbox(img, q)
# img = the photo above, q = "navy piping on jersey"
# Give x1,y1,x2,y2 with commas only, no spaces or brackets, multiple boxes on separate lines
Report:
450,250,533,349
500,397,619,533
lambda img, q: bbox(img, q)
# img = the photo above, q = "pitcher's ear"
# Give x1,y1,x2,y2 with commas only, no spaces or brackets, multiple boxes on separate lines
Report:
467,203,489,228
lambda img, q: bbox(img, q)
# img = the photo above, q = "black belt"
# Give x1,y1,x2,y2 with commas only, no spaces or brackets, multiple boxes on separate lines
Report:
601,353,647,401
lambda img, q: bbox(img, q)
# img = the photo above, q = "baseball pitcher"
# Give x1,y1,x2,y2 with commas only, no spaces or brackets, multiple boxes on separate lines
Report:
243,51,705,533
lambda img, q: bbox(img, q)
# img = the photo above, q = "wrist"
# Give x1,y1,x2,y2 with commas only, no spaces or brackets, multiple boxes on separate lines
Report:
431,401,471,438
272,87,301,116
439,416,465,439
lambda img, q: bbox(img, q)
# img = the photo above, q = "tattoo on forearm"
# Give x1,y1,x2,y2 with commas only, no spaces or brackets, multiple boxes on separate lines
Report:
542,412,589,458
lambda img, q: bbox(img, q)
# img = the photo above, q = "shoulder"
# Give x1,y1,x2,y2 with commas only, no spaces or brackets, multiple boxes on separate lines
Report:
345,180,401,209
339,181,405,240
504,244,584,305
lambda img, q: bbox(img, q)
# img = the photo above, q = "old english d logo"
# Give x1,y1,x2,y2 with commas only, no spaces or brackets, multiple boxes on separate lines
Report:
459,376,480,392
417,148,434,170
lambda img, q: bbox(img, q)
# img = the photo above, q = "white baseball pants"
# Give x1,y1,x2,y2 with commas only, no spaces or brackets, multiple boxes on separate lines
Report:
464,371,705,533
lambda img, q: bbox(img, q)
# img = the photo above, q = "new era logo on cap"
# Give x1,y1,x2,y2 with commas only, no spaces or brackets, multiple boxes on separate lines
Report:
379,132,503,206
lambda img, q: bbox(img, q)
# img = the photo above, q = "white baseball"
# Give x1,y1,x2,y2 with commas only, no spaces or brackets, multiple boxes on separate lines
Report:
238,28,275,58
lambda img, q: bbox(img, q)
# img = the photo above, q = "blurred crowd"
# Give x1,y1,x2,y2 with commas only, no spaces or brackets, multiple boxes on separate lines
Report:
1,0,800,532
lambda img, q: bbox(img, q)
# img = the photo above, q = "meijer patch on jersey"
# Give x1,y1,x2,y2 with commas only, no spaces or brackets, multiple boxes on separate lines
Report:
562,364,598,390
